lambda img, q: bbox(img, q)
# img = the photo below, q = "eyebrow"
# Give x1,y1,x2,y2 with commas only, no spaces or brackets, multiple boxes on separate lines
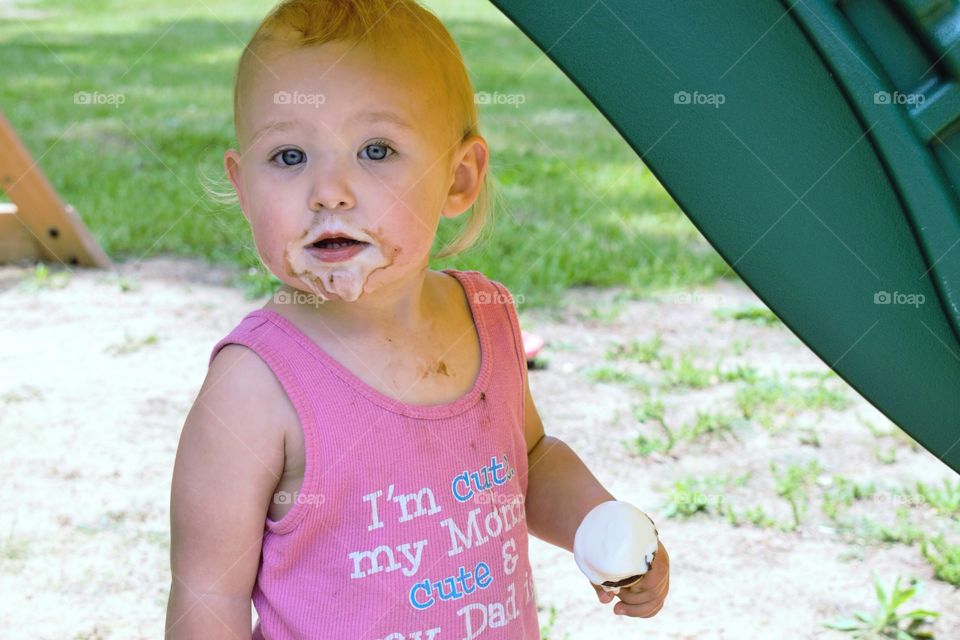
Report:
252,120,302,139
349,109,415,130
252,109,414,141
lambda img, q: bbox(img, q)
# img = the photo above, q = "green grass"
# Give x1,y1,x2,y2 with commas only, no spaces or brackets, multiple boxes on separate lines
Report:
0,523,30,561
725,504,778,528
659,471,751,519
660,474,729,518
626,402,748,457
1,0,733,305
921,534,960,587
735,375,850,432
851,508,926,546
717,364,760,384
679,410,743,444
770,459,823,531
820,475,876,522
538,603,570,640
605,333,663,363
859,415,924,453
104,331,159,355
17,263,72,291
713,305,781,326
626,398,677,456
599,339,757,396
660,352,715,389
822,575,939,639
583,365,642,386
914,479,960,519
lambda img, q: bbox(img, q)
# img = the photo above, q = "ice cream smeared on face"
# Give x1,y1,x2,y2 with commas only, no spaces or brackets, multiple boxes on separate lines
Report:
573,500,660,594
285,224,393,302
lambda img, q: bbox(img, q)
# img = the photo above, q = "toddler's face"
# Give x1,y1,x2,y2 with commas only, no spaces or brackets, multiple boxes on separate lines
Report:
225,40,469,302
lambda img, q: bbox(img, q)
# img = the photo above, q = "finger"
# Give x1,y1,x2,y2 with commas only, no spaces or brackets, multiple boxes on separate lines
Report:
614,597,665,618
618,543,669,594
591,583,615,604
641,548,669,584
616,590,661,607
621,577,666,600
641,571,669,594
618,575,669,607
659,574,670,598
628,578,650,594
625,576,667,603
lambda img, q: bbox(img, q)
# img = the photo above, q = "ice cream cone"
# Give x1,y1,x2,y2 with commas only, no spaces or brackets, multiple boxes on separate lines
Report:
574,500,659,595
599,570,646,594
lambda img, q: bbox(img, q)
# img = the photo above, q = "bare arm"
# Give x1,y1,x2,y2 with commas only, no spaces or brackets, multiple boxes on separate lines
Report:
526,435,617,553
521,367,672,618
165,344,290,639
520,367,616,553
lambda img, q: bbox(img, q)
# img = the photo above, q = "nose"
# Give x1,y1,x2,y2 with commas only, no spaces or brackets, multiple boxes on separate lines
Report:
308,156,356,211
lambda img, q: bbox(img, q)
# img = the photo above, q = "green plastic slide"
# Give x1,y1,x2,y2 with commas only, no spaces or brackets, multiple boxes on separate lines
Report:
490,0,960,474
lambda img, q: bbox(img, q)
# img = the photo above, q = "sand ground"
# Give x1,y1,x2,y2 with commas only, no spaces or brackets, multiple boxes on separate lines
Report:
1,257,957,639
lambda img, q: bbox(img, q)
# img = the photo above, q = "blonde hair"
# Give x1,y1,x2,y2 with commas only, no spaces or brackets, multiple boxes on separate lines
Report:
206,0,497,260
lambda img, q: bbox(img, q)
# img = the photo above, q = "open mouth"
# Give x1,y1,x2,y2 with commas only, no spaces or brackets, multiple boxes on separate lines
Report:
305,235,371,263
310,237,368,249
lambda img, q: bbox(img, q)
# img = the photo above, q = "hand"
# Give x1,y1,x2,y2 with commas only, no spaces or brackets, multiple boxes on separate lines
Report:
591,540,670,618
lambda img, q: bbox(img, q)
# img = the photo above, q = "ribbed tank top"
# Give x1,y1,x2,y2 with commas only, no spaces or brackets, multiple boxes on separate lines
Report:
207,269,541,640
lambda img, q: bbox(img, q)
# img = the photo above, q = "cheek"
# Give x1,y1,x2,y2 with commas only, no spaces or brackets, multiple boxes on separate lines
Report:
246,181,299,236
245,201,299,271
380,195,438,252
247,220,283,273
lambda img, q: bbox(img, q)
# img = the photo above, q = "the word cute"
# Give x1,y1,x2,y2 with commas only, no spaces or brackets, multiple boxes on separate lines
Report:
348,454,536,638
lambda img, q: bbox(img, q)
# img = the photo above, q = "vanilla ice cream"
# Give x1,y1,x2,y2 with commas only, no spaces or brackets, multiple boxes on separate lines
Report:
573,500,659,594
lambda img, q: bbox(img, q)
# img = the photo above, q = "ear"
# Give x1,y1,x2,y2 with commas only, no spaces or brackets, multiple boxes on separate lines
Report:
441,135,489,219
224,148,249,222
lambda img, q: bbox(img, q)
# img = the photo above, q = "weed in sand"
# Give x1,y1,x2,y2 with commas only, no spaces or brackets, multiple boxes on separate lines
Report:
770,459,823,531
822,575,938,639
921,534,960,588
605,333,663,364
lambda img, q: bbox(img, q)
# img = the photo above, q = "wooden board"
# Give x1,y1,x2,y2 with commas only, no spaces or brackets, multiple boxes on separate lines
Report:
0,111,110,268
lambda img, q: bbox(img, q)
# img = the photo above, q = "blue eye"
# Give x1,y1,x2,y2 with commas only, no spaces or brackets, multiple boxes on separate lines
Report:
272,148,305,167
360,141,395,161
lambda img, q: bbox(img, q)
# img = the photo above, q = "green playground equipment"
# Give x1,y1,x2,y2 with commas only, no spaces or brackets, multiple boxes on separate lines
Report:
490,0,960,474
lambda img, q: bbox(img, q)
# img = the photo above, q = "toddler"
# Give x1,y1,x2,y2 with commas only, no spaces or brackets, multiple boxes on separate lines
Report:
165,1,669,638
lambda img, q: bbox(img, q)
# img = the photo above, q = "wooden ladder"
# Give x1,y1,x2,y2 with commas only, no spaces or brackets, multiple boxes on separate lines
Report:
0,111,111,268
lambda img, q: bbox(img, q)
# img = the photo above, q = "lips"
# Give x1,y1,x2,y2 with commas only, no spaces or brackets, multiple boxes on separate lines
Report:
305,235,371,263
307,231,360,245
305,231,369,248
311,237,366,249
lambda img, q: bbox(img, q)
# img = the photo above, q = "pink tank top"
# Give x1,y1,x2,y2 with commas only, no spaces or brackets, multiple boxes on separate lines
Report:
208,269,541,639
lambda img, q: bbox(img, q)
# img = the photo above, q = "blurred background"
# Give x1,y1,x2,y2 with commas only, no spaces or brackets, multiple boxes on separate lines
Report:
0,0,958,638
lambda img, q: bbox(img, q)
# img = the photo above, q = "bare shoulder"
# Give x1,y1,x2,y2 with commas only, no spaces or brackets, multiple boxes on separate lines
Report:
180,342,294,485
168,342,295,604
203,342,300,448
